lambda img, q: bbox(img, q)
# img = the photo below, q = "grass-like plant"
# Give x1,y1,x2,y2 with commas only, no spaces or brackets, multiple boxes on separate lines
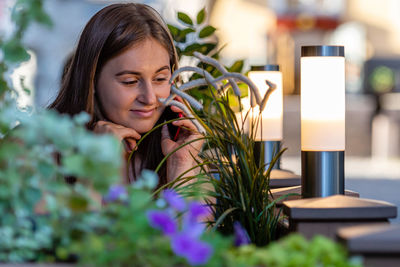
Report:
198,96,285,246
152,52,286,246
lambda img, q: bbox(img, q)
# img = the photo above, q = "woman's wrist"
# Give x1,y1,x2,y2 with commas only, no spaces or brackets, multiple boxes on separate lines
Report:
166,158,197,182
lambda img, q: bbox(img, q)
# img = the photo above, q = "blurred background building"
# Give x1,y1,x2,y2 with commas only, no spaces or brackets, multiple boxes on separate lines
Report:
1,0,399,220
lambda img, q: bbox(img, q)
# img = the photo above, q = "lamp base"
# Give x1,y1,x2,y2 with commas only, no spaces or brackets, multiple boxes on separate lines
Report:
301,151,344,198
254,141,281,170
282,195,397,240
271,185,359,206
270,169,301,188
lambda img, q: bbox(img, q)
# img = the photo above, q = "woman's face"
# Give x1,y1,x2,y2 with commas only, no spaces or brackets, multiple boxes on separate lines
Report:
97,38,171,133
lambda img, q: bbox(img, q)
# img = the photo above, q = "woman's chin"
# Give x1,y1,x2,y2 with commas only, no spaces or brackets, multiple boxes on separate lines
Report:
132,124,154,134
122,116,162,134
128,114,163,134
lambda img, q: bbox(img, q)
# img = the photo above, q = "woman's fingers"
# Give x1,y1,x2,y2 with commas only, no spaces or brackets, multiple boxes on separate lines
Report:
94,120,141,140
172,118,197,132
123,138,137,152
161,124,176,156
116,127,141,141
161,123,171,141
171,118,203,153
171,96,185,114
94,120,141,152
170,105,184,114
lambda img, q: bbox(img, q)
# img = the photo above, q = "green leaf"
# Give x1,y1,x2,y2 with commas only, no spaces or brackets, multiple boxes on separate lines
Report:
34,9,52,27
56,247,70,260
37,161,56,178
212,207,238,231
176,28,195,43
238,83,248,98
182,43,202,56
177,12,193,26
0,62,8,97
181,28,195,36
67,194,89,212
200,43,217,55
129,189,152,209
2,38,30,63
62,154,88,177
199,25,216,38
197,8,206,24
24,188,42,205
31,0,53,27
23,88,31,95
229,60,244,73
167,24,179,38
175,46,182,58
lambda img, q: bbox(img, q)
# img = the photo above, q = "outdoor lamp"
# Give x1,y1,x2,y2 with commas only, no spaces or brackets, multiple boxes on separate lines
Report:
249,65,283,170
300,45,345,198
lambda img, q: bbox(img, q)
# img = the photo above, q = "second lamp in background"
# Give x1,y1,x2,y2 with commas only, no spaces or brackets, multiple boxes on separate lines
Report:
249,65,301,187
249,65,283,170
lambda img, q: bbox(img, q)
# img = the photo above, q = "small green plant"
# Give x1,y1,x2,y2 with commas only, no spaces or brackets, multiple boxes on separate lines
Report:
0,109,121,262
227,234,363,267
168,8,247,110
73,171,222,267
168,7,216,59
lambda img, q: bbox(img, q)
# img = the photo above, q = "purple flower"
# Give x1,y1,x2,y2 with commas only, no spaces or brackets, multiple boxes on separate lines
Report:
163,189,186,211
234,221,250,246
182,219,206,239
181,202,210,238
147,210,177,236
171,233,213,265
187,202,210,221
104,184,127,203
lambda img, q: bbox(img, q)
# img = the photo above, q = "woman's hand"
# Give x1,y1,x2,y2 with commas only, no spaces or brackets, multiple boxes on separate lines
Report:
94,120,141,154
94,120,141,184
161,99,204,182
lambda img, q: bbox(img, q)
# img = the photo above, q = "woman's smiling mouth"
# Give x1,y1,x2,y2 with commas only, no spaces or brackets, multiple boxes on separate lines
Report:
130,108,156,117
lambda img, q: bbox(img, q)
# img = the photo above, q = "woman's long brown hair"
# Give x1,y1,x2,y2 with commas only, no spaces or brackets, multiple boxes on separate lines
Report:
49,3,179,186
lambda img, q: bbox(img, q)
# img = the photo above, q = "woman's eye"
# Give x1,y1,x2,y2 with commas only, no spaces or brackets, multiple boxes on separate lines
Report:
156,78,167,82
121,80,138,85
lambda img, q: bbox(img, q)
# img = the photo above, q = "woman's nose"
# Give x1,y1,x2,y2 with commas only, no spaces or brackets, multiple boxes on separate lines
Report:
138,81,157,105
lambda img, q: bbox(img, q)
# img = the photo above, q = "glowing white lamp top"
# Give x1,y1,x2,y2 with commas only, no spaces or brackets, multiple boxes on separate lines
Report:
301,46,345,151
248,65,283,141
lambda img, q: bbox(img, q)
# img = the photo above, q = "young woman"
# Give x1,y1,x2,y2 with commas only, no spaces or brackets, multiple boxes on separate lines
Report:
49,3,202,186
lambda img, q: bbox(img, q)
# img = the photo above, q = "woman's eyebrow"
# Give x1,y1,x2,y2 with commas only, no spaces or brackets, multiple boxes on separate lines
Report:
115,70,140,76
155,65,170,73
115,65,170,76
